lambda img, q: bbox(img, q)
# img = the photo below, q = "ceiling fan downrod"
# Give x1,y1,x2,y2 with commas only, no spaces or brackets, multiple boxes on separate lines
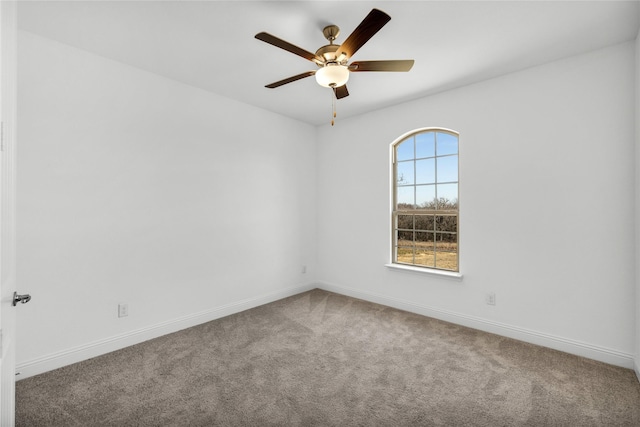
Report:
322,25,340,44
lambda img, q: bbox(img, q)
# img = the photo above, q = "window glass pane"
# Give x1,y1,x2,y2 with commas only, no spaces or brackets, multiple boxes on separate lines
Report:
398,232,414,243
415,158,435,184
436,215,457,233
397,230,414,244
435,251,457,270
397,186,414,209
414,234,435,267
437,155,458,183
414,215,434,231
439,231,457,245
415,255,435,268
437,132,458,156
435,234,457,271
396,246,414,264
414,231,432,243
397,215,413,230
416,132,435,158
396,161,414,186
436,183,458,208
396,139,414,161
415,185,435,209
435,234,457,251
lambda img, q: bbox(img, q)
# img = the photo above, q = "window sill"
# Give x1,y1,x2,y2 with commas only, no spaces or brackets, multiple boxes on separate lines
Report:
384,263,463,281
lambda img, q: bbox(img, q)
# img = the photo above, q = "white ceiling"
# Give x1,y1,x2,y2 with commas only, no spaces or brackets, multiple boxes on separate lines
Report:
17,1,640,126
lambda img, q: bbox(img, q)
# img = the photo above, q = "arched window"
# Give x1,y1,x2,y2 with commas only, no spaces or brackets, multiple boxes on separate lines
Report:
391,129,459,272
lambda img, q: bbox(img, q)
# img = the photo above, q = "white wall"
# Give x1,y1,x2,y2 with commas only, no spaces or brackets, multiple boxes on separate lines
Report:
15,31,317,376
635,28,640,381
317,42,637,368
15,30,639,376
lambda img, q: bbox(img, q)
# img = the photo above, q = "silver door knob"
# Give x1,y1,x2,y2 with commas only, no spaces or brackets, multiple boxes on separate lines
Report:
12,291,31,306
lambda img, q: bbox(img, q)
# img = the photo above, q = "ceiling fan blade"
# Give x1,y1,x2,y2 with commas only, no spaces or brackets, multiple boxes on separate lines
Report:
255,32,320,63
349,60,415,72
265,71,316,88
334,85,349,99
336,9,391,59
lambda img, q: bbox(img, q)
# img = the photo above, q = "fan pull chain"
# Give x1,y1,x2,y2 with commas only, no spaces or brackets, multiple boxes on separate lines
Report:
330,85,337,126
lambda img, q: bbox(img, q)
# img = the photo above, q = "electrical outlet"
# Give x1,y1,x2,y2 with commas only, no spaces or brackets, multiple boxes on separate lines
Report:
118,303,129,318
485,293,496,306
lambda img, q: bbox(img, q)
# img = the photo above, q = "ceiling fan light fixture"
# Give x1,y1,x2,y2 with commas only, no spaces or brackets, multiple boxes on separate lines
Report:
315,64,349,88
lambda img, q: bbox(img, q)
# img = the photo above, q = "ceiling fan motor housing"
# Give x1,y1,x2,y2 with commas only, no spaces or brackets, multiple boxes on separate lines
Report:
315,44,344,63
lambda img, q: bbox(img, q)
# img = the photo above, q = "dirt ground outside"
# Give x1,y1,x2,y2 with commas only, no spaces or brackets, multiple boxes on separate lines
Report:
396,239,458,270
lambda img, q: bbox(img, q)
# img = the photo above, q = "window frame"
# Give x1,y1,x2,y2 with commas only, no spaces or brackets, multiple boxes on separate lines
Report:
390,128,460,274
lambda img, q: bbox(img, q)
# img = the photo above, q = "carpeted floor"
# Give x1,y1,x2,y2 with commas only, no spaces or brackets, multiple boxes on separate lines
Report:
16,289,640,426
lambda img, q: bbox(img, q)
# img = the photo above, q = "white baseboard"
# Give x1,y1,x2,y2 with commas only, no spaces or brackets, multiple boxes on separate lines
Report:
317,281,636,370
18,282,636,379
635,360,640,384
16,283,315,380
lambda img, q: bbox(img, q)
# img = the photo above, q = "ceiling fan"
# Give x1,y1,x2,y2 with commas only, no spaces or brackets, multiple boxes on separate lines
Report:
255,8,414,102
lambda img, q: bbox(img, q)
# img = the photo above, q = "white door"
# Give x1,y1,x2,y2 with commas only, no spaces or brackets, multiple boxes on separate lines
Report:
0,1,18,425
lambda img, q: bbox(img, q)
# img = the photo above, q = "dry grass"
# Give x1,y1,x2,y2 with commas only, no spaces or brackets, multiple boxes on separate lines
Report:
397,240,458,270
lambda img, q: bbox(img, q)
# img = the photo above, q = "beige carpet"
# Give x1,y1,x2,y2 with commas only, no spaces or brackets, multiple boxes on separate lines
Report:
16,289,640,426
